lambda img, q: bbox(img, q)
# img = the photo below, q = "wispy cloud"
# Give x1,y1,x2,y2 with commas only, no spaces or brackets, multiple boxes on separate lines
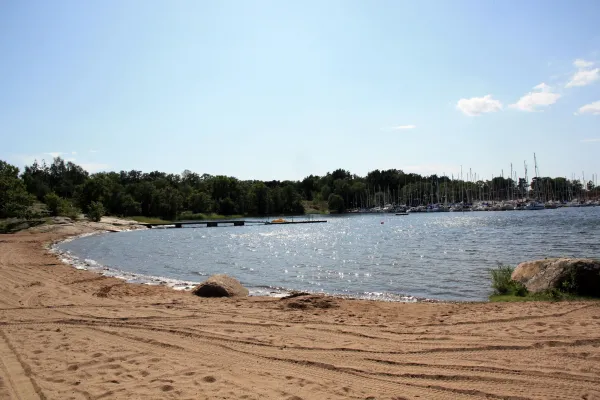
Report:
574,59,594,68
580,138,600,143
79,163,109,172
566,59,599,88
9,153,108,173
456,95,502,116
575,100,600,115
383,124,416,131
89,150,99,153
509,83,560,112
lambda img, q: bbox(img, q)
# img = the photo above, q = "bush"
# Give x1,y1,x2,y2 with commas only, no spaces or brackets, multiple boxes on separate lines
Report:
328,194,345,213
87,201,105,222
59,200,81,220
490,264,527,296
44,192,80,219
44,192,61,216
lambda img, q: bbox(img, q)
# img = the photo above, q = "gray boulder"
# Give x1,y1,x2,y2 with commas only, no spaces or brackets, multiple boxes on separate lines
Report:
512,258,600,296
191,274,249,298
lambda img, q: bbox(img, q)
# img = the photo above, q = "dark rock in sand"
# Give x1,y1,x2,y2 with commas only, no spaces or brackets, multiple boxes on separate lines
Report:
512,258,600,296
281,294,339,310
191,274,249,298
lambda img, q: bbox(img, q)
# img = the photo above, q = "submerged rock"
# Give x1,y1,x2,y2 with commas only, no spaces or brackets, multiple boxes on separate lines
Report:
191,274,249,298
512,258,600,296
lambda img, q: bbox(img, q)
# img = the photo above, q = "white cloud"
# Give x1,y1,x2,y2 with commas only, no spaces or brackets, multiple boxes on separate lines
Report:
574,59,594,68
71,151,77,155
385,124,416,130
580,138,600,143
456,95,503,116
89,150,99,153
576,100,600,115
533,82,550,91
509,83,561,112
79,163,109,172
566,59,599,88
44,152,64,158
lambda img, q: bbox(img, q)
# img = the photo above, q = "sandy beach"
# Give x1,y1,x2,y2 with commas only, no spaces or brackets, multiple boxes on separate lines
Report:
1,220,599,400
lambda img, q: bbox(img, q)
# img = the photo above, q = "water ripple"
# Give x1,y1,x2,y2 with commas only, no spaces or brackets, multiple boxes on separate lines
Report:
58,208,600,301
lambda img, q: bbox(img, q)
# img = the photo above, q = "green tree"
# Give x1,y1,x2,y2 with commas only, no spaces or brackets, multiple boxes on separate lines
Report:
320,185,331,202
328,193,345,213
219,197,237,215
0,160,34,218
44,192,62,216
119,193,141,216
189,191,213,213
87,201,105,222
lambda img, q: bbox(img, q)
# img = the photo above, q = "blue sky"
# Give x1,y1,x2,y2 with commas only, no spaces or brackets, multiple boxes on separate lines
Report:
1,0,599,182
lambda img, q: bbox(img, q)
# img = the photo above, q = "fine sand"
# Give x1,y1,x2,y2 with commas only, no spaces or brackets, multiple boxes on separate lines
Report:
1,219,600,400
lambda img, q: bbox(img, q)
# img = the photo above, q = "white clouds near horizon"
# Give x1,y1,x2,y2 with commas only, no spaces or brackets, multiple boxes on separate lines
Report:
580,138,600,143
509,82,561,112
456,95,502,116
9,151,108,173
390,124,416,130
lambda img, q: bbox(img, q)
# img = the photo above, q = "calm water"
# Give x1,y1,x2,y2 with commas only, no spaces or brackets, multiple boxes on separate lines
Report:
58,208,600,301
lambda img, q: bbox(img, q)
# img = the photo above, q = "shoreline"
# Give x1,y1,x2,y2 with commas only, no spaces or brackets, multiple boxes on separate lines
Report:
1,218,600,399
51,219,432,303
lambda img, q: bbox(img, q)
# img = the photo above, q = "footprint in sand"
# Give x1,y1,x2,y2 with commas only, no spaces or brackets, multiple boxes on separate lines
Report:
202,376,217,383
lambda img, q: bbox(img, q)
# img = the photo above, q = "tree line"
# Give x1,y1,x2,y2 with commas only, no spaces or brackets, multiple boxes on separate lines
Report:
1,157,598,220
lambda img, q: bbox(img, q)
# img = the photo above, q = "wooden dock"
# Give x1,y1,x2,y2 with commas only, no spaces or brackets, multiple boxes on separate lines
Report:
142,220,327,228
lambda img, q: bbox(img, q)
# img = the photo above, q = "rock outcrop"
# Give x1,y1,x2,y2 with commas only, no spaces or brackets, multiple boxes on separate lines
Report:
512,258,600,296
191,274,249,298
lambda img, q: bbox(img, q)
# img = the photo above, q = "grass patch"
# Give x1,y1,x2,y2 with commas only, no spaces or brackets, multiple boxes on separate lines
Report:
489,264,600,302
490,264,527,296
177,212,244,221
302,200,329,215
490,291,598,302
129,216,173,224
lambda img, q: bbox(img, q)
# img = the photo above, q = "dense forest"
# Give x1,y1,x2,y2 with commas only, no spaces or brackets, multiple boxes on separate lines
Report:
1,157,598,221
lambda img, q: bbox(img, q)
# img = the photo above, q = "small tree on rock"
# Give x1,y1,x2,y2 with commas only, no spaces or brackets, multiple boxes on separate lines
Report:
87,201,105,222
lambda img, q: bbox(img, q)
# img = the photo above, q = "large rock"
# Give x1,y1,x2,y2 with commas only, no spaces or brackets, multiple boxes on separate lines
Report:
191,274,249,298
512,258,600,296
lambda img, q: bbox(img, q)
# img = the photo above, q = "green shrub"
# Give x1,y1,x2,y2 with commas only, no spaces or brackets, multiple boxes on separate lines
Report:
59,200,81,220
87,201,105,222
490,264,527,296
45,193,80,219
327,194,345,213
44,192,61,216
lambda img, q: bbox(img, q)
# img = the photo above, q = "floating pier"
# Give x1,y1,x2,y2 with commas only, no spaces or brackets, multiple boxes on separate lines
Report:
142,220,327,228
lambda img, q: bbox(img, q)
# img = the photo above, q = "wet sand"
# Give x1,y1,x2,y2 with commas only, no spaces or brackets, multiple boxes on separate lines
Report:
1,219,599,400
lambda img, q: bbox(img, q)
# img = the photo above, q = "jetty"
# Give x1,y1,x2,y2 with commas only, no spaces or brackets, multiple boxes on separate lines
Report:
141,219,327,228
